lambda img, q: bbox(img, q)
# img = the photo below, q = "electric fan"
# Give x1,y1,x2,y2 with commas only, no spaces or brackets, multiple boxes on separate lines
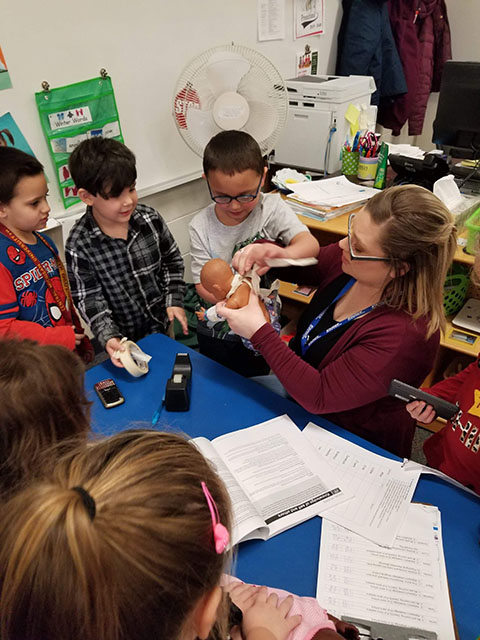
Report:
172,44,288,156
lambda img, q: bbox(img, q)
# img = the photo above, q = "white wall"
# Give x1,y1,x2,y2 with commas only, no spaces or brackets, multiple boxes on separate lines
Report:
36,1,343,282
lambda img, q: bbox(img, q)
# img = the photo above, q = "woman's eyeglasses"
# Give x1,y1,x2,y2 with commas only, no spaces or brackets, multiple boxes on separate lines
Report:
347,213,390,262
207,175,263,205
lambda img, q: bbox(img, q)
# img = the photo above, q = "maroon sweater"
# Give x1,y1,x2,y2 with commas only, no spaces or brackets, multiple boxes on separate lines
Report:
251,243,439,458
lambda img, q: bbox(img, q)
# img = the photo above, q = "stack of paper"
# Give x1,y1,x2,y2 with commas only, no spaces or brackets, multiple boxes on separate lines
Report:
317,504,456,640
303,423,420,547
286,176,380,221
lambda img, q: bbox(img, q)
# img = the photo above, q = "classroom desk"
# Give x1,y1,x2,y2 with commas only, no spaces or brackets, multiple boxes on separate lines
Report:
85,334,480,640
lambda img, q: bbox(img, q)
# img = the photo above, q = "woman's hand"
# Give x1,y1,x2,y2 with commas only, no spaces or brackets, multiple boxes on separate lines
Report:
242,589,301,640
232,244,287,276
216,291,268,340
406,400,436,424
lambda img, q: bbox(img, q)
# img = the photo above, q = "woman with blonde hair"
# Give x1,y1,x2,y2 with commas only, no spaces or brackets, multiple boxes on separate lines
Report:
223,185,457,457
0,429,310,640
0,339,90,499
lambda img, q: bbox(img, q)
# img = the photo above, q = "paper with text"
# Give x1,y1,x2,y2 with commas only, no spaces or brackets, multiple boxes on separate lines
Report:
317,504,456,640
303,423,420,546
194,415,348,545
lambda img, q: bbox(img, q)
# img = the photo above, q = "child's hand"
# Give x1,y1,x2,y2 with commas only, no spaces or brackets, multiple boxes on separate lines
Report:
242,588,301,640
72,326,85,346
225,581,259,613
195,306,206,321
216,291,267,339
327,614,360,640
406,400,436,424
233,244,286,276
106,337,125,368
167,306,188,335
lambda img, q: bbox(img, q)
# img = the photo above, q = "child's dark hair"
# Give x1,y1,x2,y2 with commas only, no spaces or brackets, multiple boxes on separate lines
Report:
0,147,44,204
203,130,265,177
0,429,231,640
0,340,91,500
69,137,137,198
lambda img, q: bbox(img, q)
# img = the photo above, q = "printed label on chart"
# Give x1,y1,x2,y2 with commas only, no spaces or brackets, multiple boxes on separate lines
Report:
48,107,93,131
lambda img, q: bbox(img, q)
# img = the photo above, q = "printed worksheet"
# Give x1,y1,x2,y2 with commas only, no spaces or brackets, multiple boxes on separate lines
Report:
193,415,349,545
303,423,420,546
317,504,456,640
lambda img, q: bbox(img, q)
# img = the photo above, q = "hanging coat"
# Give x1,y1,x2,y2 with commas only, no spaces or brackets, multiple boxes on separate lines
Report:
377,0,452,136
336,0,407,106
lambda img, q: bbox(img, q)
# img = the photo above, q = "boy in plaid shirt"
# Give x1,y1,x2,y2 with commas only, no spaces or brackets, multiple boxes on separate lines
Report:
66,138,187,367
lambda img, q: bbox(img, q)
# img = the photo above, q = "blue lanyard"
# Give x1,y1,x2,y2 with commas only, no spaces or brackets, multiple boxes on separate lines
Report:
300,278,380,356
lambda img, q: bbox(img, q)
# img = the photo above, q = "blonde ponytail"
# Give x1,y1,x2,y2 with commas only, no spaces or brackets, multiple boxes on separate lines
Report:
0,430,231,640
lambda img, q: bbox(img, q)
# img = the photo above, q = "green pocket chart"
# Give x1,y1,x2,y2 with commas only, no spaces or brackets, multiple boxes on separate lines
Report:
35,75,123,209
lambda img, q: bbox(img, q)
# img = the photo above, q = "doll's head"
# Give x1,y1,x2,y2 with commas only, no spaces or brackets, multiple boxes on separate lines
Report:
200,258,234,300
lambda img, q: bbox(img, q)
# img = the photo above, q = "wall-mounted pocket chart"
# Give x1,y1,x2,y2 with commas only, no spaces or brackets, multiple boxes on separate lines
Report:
35,75,123,209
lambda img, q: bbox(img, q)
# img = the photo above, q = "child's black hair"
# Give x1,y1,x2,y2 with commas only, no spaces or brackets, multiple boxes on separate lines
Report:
0,147,44,204
203,131,265,177
69,138,137,199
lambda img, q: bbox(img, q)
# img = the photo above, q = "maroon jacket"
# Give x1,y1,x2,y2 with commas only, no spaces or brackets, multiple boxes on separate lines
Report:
251,243,439,458
378,0,451,136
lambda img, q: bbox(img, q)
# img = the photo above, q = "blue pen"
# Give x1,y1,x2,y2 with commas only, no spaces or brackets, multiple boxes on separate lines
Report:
152,395,165,426
352,131,360,151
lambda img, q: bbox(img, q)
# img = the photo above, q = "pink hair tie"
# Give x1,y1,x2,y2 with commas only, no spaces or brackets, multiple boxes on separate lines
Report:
201,481,229,554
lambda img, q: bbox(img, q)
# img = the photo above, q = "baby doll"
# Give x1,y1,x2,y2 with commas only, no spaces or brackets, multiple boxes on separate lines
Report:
196,258,270,324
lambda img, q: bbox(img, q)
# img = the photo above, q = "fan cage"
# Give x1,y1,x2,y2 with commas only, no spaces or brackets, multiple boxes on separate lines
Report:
172,44,288,157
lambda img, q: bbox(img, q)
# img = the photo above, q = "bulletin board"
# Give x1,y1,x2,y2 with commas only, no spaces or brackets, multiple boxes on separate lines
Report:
1,0,341,216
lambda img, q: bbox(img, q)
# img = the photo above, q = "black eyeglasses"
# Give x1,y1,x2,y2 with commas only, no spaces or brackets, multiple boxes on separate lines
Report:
207,175,263,205
347,213,390,262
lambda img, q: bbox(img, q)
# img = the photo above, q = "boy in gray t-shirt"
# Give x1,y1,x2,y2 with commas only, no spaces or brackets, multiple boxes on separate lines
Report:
189,130,319,377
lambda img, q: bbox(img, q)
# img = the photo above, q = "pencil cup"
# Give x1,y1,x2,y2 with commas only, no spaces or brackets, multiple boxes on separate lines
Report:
341,150,359,176
357,156,379,181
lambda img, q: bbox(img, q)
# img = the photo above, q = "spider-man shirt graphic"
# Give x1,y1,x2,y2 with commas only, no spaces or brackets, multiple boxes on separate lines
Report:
0,232,71,342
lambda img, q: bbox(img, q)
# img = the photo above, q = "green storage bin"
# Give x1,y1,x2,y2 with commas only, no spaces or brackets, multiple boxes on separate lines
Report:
443,267,470,316
465,205,480,255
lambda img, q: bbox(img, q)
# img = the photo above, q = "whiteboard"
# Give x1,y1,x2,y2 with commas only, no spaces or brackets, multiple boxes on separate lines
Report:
1,0,341,215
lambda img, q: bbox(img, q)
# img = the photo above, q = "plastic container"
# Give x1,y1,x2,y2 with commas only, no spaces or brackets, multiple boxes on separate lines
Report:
465,205,480,255
341,150,359,176
357,156,378,181
443,267,470,316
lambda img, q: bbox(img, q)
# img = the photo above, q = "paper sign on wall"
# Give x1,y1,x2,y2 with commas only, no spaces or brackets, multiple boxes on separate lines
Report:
35,75,124,209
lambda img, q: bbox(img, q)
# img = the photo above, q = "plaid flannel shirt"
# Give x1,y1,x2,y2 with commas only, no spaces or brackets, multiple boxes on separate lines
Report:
66,204,185,348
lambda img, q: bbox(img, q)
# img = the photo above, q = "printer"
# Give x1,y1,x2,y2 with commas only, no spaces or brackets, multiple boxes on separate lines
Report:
273,75,376,174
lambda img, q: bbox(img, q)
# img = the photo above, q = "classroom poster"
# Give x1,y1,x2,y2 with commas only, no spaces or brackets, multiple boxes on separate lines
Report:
257,0,285,41
0,112,36,156
35,75,124,209
0,45,12,90
296,49,319,76
294,0,324,39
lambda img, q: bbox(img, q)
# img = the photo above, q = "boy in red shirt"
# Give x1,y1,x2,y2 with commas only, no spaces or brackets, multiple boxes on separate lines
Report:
0,147,85,351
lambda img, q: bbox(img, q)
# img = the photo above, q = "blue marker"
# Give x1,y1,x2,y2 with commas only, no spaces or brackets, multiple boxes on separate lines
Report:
152,395,165,426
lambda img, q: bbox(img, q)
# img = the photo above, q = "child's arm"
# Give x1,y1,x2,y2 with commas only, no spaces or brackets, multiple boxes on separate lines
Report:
406,359,477,424
233,232,319,276
0,263,76,349
156,215,186,306
66,242,123,355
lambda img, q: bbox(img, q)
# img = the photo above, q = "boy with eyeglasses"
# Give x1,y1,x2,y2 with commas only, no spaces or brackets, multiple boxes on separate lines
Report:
189,130,319,376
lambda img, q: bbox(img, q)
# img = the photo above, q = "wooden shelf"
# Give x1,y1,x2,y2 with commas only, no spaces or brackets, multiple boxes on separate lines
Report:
278,280,316,304
441,318,480,355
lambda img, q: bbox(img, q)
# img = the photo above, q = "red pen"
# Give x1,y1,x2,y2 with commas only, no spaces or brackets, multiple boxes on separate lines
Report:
413,7,420,23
